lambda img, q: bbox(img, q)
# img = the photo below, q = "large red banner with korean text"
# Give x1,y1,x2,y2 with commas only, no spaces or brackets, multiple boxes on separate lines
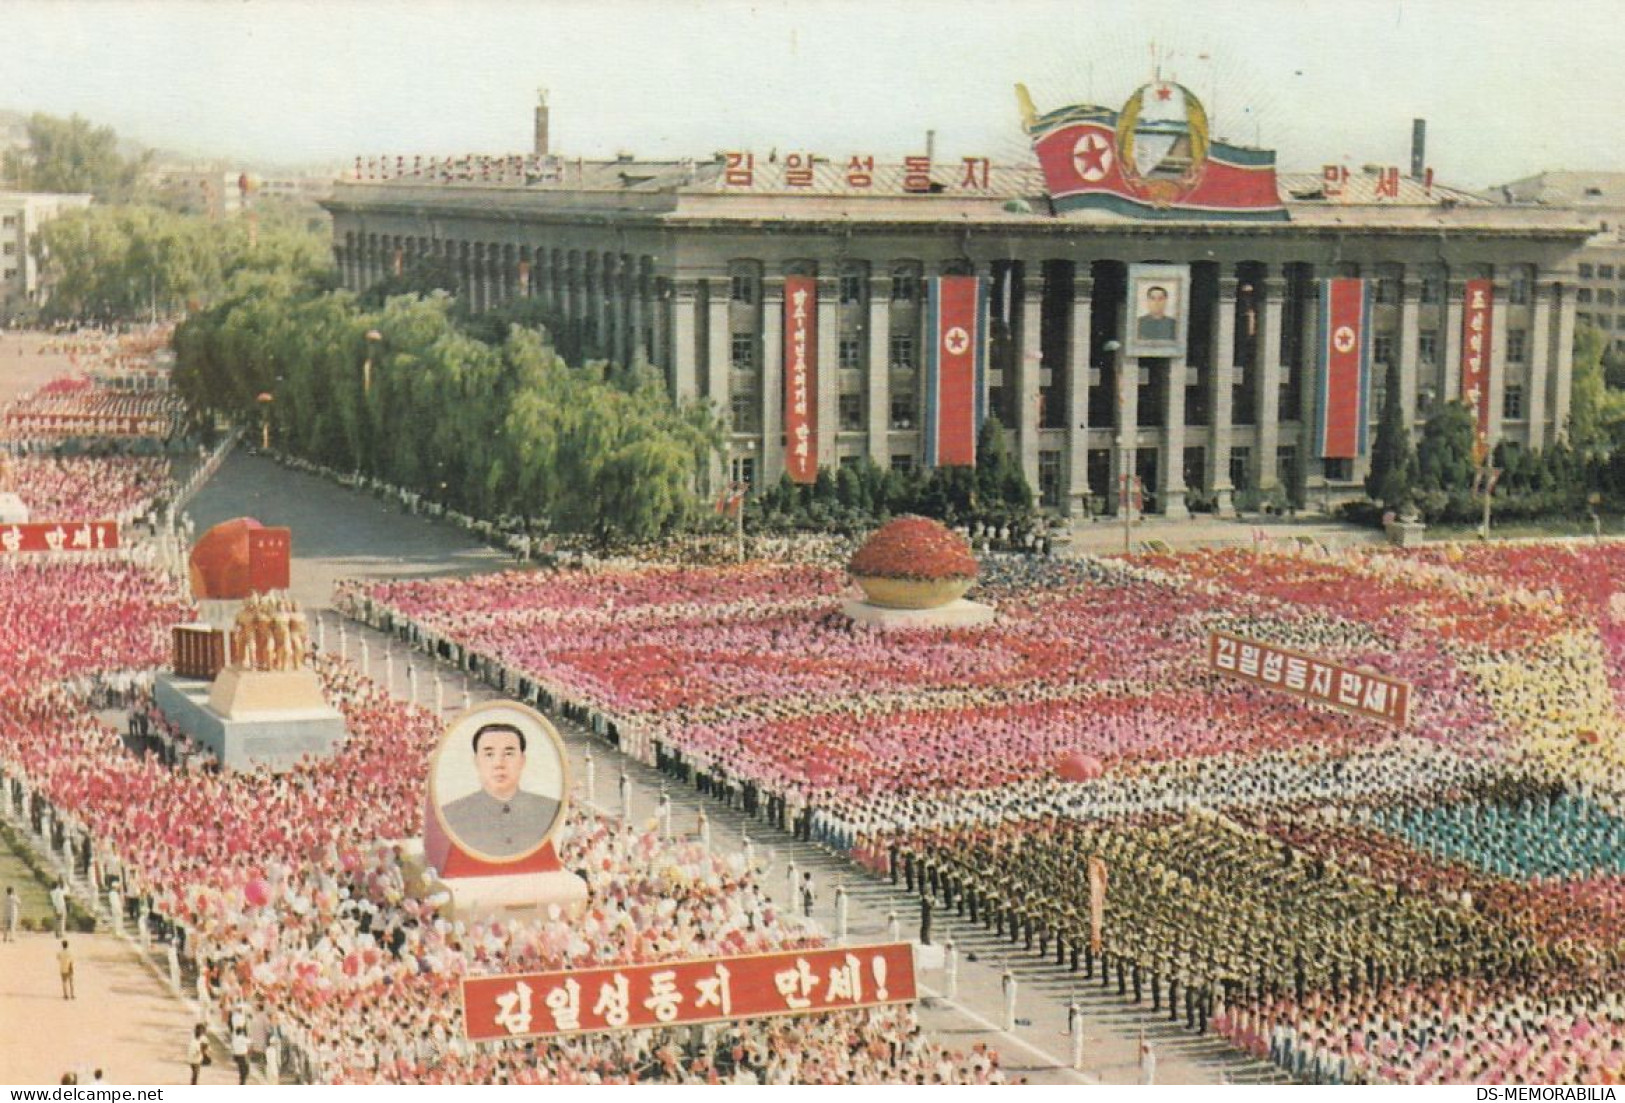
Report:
1208,631,1411,727
1461,278,1494,451
463,943,917,1042
783,275,818,484
1314,278,1371,460
924,276,986,468
247,527,291,592
0,521,119,553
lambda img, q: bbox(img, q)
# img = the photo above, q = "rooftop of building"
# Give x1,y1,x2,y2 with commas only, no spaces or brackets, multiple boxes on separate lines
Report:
1490,171,1625,208
324,154,1594,239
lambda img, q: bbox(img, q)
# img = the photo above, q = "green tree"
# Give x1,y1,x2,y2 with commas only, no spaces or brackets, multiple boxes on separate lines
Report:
2,113,149,202
1569,322,1625,457
1417,400,1476,493
1365,357,1417,508
975,414,1034,509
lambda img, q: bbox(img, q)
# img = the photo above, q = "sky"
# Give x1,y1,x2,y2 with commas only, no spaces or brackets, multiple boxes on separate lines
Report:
1,0,1621,188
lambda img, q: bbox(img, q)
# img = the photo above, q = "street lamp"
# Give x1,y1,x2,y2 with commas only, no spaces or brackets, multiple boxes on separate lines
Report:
255,391,274,450
1105,338,1134,555
724,438,756,563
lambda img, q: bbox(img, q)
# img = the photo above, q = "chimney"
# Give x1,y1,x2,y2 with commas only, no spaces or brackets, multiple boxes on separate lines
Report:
926,129,936,162
1410,118,1426,180
534,88,550,157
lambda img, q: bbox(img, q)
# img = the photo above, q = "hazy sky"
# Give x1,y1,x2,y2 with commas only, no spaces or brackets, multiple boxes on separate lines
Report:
1,0,1620,188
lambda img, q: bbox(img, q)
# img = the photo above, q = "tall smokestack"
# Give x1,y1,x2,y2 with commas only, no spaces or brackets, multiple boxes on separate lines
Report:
534,88,550,157
926,129,935,162
1410,118,1426,180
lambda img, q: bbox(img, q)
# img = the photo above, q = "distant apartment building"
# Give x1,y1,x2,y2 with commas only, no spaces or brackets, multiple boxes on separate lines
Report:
1493,172,1625,351
0,191,93,323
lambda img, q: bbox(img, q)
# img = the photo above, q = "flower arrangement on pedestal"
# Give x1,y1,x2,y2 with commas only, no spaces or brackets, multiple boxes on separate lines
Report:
848,516,979,609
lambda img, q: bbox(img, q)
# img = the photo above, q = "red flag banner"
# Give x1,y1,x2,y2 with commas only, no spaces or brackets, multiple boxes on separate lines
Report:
247,527,292,593
1461,278,1494,449
783,276,818,483
1315,278,1371,460
924,276,986,467
0,521,119,553
1209,630,1411,727
463,943,917,1042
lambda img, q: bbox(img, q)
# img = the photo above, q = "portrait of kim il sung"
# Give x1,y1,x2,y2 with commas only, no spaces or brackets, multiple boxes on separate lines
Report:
430,702,567,863
1126,263,1187,358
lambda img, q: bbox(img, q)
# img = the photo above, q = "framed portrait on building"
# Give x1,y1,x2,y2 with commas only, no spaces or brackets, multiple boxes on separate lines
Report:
1126,263,1189,359
428,701,568,864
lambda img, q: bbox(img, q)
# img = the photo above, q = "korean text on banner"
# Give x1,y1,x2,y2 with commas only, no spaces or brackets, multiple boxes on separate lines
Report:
783,275,819,484
463,943,917,1041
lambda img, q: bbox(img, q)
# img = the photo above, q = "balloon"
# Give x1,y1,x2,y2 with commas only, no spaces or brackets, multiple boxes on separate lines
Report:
1055,751,1105,782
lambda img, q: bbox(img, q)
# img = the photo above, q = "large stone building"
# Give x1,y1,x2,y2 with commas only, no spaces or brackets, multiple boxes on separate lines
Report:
0,190,92,323
325,88,1592,518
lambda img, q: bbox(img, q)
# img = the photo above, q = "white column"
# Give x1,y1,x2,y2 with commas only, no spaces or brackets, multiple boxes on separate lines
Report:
1527,280,1554,450
761,278,785,487
1115,298,1138,520
1442,281,1465,403
817,278,839,469
672,281,699,403
1066,276,1094,517
1162,352,1188,518
1398,278,1420,432
1553,281,1577,439
1019,283,1043,492
1256,275,1285,490
1487,277,1509,446
708,282,731,416
867,279,891,464
1208,279,1238,514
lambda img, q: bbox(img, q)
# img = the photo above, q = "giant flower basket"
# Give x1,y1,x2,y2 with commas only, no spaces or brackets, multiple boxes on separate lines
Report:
849,516,979,610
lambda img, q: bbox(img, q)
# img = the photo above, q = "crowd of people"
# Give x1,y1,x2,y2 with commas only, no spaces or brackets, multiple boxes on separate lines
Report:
347,540,1625,1083
0,455,172,523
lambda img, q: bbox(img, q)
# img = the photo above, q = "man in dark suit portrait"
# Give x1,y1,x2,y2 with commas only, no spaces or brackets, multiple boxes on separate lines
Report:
440,721,560,858
1137,285,1177,343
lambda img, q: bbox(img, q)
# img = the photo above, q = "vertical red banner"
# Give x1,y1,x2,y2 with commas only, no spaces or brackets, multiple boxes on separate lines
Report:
247,527,292,593
926,276,984,467
1315,278,1371,460
1461,278,1494,450
783,276,818,484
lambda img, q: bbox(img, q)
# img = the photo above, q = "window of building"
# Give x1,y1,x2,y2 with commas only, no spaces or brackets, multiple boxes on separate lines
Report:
1323,458,1351,481
839,337,863,370
1373,334,1394,365
1420,271,1444,305
1508,328,1527,362
730,274,756,305
839,393,863,431
2,269,15,281
730,455,757,489
1580,312,1594,326
1504,385,1524,420
890,453,915,473
1419,330,1439,365
889,334,916,371
1601,289,1617,306
0,216,14,228
891,270,919,302
729,393,759,432
1375,277,1399,305
1580,288,1594,304
1580,263,1595,279
889,395,915,430
1,243,13,256
839,275,864,305
1603,266,1617,280
730,334,756,371
1038,451,1062,509
1229,447,1251,492
1509,270,1531,305
1277,445,1298,494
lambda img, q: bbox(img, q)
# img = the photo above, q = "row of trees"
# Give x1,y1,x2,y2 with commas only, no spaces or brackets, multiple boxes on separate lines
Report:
1364,323,1625,525
174,277,722,544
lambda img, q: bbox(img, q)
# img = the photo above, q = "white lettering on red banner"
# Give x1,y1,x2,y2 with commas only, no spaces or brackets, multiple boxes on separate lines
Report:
0,521,119,554
1208,631,1411,727
462,943,916,1042
1461,278,1494,451
783,275,818,484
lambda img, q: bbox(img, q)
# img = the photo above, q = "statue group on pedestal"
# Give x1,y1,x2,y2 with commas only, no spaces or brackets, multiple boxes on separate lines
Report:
229,592,310,672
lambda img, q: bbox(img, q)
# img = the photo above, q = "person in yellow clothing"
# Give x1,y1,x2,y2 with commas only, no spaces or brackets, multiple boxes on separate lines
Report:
57,939,75,1000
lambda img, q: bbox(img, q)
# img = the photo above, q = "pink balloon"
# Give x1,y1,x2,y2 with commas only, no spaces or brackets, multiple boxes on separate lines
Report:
1055,752,1104,783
